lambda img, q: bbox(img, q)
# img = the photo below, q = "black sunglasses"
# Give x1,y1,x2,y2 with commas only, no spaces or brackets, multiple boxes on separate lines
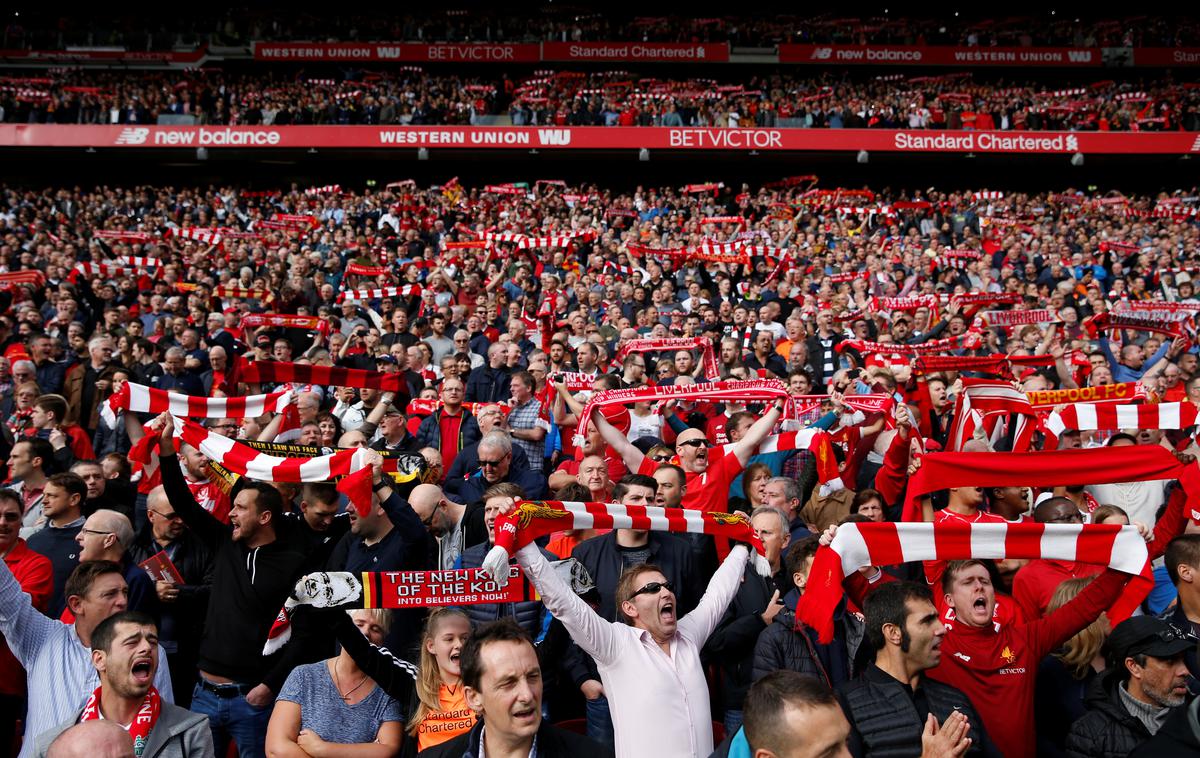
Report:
678,439,706,448
632,580,673,598
479,457,507,468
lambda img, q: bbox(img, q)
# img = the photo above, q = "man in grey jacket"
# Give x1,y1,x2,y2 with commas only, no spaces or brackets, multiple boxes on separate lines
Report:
33,611,214,758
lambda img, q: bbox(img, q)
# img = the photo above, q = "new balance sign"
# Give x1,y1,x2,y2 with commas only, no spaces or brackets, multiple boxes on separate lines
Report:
114,128,149,145
779,44,1100,66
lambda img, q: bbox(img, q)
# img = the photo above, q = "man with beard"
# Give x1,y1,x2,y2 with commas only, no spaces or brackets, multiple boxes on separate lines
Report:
31,611,214,758
1067,616,1194,756
837,581,995,757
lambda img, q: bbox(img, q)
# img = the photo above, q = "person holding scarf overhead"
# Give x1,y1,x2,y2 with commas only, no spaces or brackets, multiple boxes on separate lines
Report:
31,611,214,758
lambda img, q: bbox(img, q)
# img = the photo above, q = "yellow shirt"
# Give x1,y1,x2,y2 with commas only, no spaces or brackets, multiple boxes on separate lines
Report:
416,683,476,751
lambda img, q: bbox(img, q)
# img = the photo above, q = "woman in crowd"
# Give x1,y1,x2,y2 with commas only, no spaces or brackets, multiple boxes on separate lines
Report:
267,608,404,758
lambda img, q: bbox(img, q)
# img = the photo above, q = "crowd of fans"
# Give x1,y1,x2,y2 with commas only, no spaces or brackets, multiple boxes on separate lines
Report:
4,11,1200,50
2,67,1197,131
1,175,1200,757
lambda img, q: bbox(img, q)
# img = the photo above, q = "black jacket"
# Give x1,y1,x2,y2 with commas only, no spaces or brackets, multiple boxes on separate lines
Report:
1130,695,1200,757
752,602,855,690
704,564,774,712
160,452,311,686
837,664,999,758
1066,669,1182,758
128,524,214,648
444,442,531,497
417,717,612,758
464,365,511,404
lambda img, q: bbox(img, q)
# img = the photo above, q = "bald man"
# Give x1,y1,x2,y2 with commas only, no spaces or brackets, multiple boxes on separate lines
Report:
74,510,156,616
45,720,134,758
407,484,470,570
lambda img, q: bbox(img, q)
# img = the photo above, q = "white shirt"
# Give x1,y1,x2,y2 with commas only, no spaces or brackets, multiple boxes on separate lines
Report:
518,543,749,758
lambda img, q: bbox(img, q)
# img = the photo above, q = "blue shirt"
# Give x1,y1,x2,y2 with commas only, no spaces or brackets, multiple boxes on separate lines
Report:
277,660,401,744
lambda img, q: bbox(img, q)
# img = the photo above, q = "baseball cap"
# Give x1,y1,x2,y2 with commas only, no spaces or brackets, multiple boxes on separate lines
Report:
1107,616,1197,664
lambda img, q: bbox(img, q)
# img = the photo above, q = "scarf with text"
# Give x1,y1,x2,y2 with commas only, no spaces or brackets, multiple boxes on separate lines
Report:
837,331,982,357
981,309,1059,327
481,500,769,584
232,358,405,394
796,522,1148,643
101,382,293,427
1084,309,1194,341
241,314,331,334
614,337,719,380
80,685,161,757
1026,381,1147,409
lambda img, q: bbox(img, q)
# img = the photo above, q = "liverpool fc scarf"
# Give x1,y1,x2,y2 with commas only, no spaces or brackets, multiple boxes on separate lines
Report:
1084,310,1193,340
614,337,719,380
214,285,273,301
982,309,1059,327
796,522,1149,643
481,500,770,584
337,285,422,303
241,314,331,334
80,685,161,757
101,382,293,427
1027,382,1147,409
1043,402,1199,448
233,358,404,394
837,331,982,357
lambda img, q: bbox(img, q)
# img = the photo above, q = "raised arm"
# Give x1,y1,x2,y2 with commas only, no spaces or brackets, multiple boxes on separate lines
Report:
0,554,59,667
515,542,621,665
590,405,645,473
728,400,786,466
677,544,751,645
331,611,418,703
153,413,228,550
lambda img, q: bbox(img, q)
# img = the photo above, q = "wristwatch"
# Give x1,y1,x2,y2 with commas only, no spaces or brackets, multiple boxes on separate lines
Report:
372,479,390,492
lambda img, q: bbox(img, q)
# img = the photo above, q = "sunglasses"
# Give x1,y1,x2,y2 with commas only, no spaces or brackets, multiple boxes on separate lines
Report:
650,454,673,462
678,439,707,448
479,457,507,468
632,580,673,598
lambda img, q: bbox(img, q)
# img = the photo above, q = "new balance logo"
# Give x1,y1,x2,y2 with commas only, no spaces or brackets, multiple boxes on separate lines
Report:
536,129,572,146
114,127,150,145
1191,135,1200,152
810,47,833,60
953,652,972,662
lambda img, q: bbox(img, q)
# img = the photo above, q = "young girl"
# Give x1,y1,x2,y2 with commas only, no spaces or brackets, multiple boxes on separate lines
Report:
330,606,475,755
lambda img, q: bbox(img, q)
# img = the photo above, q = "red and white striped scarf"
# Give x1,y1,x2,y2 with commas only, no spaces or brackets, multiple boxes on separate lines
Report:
837,331,982,357
0,270,45,288
70,262,137,282
167,227,223,248
1043,401,1200,447
481,230,596,249
93,230,153,243
170,417,374,515
482,500,769,584
715,429,842,495
116,256,160,269
796,521,1149,643
233,358,404,394
337,285,422,303
947,379,1038,452
102,382,293,427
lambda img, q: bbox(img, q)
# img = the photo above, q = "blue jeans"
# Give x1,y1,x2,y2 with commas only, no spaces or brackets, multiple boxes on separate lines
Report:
191,681,271,758
585,694,615,747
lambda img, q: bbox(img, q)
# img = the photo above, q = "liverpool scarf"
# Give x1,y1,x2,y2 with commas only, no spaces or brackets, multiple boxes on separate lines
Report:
214,285,273,301
982,309,1059,327
615,337,719,380
1027,382,1147,409
481,500,770,584
241,314,330,334
233,358,404,394
80,685,161,757
101,382,293,427
1084,310,1192,340
796,522,1149,643
837,331,982,357
337,285,422,303
1043,402,1199,448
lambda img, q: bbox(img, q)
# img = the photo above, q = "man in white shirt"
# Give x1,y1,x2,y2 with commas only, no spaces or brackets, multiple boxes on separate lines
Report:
515,529,750,757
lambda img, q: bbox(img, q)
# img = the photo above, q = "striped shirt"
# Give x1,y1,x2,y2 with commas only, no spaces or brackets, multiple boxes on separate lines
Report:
0,559,173,758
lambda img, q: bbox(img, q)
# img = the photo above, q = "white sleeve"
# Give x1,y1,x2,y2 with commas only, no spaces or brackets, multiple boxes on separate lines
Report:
678,545,750,646
0,556,58,667
516,544,621,665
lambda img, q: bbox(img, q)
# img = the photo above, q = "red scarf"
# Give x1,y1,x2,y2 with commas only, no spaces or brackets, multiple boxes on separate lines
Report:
80,685,161,757
615,337,719,380
797,522,1148,643
232,357,404,394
